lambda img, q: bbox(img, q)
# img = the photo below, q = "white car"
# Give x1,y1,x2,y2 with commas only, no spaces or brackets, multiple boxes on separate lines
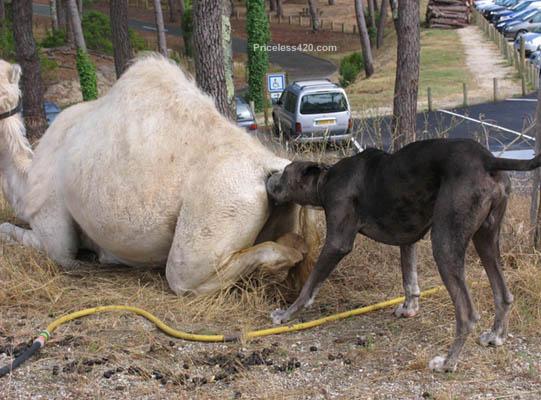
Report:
515,32,541,54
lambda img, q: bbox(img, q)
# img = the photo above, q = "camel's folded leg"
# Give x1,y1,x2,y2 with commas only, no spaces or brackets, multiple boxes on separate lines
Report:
0,222,43,251
191,240,304,295
0,221,81,270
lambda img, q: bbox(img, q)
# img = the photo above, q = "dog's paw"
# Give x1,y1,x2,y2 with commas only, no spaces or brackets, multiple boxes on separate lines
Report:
271,308,289,325
479,331,505,347
393,302,418,318
428,356,456,373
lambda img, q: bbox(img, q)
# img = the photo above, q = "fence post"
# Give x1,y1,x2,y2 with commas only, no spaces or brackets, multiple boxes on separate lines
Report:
249,100,255,115
289,15,292,24
463,82,468,107
427,87,433,112
493,77,498,102
342,22,345,33
331,21,334,31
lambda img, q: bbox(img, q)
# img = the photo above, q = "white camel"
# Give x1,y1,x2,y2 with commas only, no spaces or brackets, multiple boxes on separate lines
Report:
0,56,318,295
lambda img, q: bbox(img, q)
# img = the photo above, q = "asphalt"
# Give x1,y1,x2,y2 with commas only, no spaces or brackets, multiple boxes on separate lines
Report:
32,3,336,80
355,94,538,156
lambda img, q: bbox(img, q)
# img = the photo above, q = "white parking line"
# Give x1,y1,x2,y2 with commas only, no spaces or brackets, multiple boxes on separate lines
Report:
436,109,535,141
505,98,537,102
142,25,169,33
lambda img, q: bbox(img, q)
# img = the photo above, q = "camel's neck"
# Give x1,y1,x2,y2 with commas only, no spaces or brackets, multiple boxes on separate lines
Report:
0,114,33,220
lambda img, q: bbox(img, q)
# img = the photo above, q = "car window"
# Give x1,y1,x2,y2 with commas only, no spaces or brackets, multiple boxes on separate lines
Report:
236,103,253,121
285,93,298,113
299,92,348,115
279,90,288,106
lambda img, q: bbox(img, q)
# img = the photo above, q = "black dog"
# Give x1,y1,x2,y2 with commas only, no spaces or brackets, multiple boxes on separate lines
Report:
266,138,541,372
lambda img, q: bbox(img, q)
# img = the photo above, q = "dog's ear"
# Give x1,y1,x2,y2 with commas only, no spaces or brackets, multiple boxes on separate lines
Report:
9,64,22,85
301,162,327,178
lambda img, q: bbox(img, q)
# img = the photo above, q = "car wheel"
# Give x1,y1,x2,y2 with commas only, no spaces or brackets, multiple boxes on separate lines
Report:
515,30,528,41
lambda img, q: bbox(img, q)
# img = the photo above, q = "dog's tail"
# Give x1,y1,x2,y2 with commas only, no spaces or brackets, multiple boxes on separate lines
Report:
487,153,541,171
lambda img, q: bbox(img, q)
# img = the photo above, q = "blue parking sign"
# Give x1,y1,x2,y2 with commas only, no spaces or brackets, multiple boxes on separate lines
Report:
267,74,286,93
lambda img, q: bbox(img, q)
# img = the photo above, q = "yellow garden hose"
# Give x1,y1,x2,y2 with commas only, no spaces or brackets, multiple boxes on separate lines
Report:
0,285,444,377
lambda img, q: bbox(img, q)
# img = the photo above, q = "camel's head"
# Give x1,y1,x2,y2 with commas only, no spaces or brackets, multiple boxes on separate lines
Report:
0,60,22,115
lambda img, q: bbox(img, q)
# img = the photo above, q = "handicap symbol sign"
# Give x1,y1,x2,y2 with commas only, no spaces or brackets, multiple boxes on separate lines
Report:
267,73,286,93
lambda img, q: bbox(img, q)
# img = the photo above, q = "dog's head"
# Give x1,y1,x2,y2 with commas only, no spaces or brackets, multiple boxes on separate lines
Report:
266,161,328,206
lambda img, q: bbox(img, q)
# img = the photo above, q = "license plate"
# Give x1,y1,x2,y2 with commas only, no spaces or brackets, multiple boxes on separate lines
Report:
316,119,336,126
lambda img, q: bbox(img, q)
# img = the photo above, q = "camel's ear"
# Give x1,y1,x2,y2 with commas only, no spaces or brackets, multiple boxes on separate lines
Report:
9,64,21,85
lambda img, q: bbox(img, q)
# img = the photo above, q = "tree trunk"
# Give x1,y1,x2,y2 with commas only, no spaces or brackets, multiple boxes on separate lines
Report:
372,0,378,13
50,0,59,30
110,0,133,78
77,0,82,14
307,0,319,32
230,0,235,17
193,0,231,118
354,0,374,77
12,0,48,141
67,0,86,51
533,86,541,248
153,0,168,56
168,0,177,22
376,0,389,48
276,0,283,17
367,0,376,30
222,0,235,118
57,0,67,32
391,0,420,150
269,0,276,13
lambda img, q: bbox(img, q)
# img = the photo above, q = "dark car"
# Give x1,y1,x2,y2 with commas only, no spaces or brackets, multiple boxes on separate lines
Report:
235,96,257,132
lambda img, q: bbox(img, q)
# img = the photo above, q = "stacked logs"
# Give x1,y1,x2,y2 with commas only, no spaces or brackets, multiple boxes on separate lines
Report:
426,0,471,29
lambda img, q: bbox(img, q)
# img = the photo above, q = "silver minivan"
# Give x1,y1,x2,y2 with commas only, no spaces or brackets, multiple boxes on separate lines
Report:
272,80,353,144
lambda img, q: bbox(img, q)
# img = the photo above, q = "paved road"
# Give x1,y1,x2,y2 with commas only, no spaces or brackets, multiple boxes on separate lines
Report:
355,95,537,156
32,3,336,80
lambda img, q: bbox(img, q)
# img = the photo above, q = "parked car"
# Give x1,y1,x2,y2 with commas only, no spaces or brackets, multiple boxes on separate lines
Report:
491,0,541,23
483,0,518,17
514,31,541,54
528,49,541,65
44,101,61,125
485,0,521,21
503,9,541,38
497,7,541,31
272,80,352,144
477,0,507,12
235,96,257,132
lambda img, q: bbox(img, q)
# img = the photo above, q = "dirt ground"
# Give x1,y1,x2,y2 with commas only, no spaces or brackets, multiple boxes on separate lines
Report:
458,26,522,103
1,188,541,399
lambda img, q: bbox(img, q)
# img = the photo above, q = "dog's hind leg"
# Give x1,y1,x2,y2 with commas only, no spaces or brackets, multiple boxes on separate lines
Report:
394,243,420,318
473,200,513,348
428,188,484,372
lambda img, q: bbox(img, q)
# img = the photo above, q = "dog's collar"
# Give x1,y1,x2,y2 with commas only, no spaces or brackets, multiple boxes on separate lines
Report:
0,99,22,121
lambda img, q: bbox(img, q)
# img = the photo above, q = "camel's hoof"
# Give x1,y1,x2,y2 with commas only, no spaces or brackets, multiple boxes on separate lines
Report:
479,331,505,347
428,356,456,373
271,308,288,325
393,303,418,318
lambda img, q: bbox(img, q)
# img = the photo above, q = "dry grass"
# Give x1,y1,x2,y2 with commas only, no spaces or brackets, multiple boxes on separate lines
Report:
1,185,541,398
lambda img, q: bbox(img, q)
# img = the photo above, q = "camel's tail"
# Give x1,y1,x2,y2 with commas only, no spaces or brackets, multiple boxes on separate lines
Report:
487,154,541,171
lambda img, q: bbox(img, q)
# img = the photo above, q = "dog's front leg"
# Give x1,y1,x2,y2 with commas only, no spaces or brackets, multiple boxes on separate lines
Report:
394,243,420,318
271,212,358,325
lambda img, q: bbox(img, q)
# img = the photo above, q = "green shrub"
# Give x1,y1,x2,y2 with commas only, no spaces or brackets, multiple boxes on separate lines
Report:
82,11,114,54
81,11,147,55
182,0,193,56
76,48,98,101
246,0,270,112
0,25,15,60
339,52,363,87
40,29,66,48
